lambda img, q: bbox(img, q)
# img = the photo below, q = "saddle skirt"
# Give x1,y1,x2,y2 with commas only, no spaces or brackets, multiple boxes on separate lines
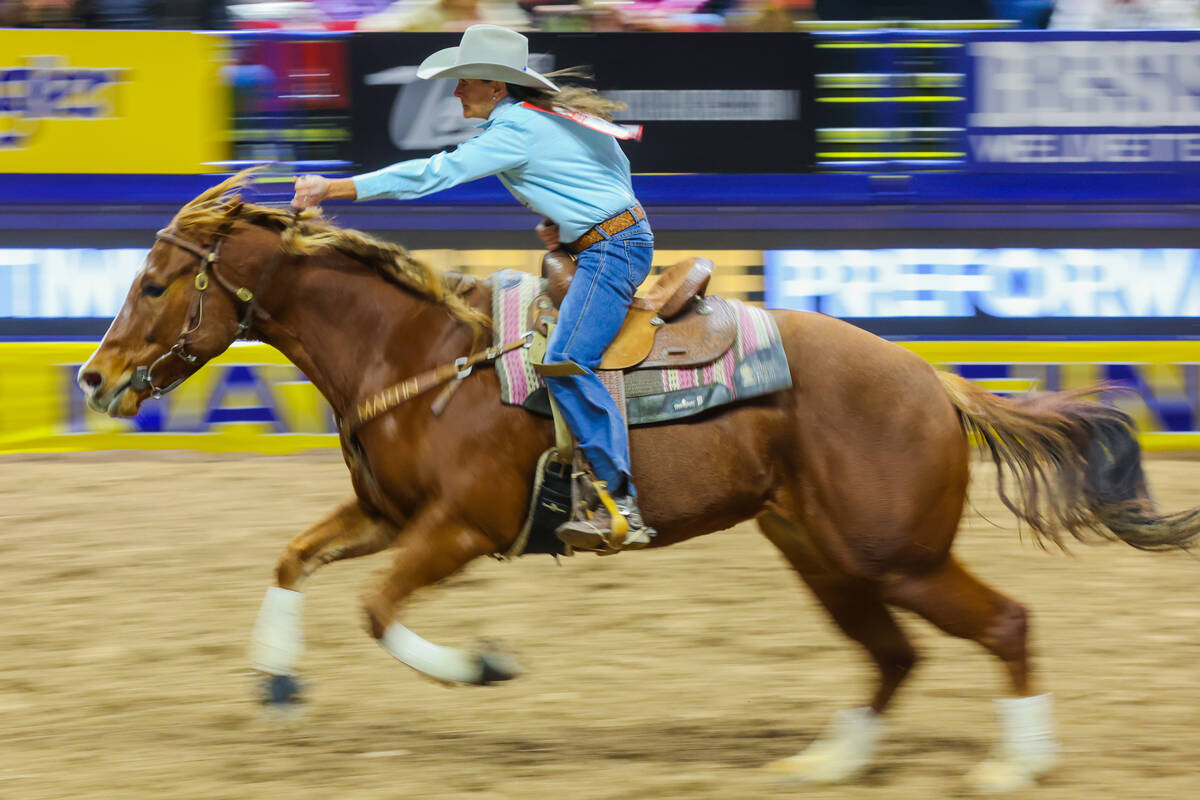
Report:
490,269,792,426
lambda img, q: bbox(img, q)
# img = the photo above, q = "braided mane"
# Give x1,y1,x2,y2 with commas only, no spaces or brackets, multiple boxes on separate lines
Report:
171,169,490,330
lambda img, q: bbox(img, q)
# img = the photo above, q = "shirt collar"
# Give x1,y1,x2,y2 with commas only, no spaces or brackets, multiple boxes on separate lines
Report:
477,97,517,129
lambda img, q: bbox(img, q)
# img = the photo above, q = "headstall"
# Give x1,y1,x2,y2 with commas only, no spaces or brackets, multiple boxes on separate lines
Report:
130,227,282,397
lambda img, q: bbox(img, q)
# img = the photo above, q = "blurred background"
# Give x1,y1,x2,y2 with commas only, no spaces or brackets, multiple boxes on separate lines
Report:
4,1,1200,453
5,8,1200,800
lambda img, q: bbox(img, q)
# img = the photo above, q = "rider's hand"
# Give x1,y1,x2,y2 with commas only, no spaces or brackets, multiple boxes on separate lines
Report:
292,175,331,210
535,218,560,251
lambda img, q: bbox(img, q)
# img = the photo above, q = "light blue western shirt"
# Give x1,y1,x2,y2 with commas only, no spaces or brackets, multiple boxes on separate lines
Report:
351,98,640,242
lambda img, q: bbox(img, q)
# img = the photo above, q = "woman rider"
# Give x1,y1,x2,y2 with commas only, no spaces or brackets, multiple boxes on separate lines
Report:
291,24,653,551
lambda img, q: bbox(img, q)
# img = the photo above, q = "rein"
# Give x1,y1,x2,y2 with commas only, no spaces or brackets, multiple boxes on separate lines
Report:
130,227,284,398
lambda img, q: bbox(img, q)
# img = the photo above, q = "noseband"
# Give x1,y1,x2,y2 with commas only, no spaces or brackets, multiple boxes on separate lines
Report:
130,228,281,397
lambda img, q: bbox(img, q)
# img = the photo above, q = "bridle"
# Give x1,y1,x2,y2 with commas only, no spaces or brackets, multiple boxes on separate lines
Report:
128,221,529,432
129,227,284,397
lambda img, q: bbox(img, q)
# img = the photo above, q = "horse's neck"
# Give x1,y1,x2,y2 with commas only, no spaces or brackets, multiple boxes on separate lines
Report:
256,256,478,419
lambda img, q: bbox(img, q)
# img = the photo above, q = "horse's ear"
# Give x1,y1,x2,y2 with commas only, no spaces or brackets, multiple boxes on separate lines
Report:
227,199,244,217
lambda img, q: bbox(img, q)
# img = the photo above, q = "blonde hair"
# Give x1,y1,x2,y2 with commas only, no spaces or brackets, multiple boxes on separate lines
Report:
506,67,626,121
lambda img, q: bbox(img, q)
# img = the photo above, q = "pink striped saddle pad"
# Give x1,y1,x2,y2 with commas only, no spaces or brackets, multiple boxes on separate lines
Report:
490,270,792,425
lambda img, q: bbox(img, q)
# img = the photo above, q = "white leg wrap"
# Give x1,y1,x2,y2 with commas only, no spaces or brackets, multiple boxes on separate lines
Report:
380,623,485,685
967,693,1059,793
995,693,1058,775
765,707,881,784
249,587,305,676
381,623,489,686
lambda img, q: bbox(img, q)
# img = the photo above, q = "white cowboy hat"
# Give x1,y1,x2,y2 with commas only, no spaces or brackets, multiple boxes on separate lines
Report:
416,24,559,92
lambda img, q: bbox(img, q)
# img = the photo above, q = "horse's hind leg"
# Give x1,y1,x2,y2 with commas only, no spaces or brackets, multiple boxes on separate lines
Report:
882,557,1057,792
757,511,916,784
249,498,397,705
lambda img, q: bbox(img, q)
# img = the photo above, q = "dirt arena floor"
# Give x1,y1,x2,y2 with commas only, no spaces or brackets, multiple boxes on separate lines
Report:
1,451,1198,800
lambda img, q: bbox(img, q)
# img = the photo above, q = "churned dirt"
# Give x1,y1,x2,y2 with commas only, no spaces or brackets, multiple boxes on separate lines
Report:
1,452,1198,800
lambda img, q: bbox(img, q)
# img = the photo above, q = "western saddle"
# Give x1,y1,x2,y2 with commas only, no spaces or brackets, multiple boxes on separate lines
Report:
534,249,736,371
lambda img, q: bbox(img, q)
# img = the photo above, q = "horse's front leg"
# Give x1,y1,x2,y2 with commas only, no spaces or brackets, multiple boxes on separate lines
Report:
363,506,521,686
250,498,398,706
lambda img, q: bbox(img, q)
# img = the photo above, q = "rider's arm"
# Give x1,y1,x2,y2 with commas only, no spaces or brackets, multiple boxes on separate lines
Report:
322,179,357,201
353,121,529,201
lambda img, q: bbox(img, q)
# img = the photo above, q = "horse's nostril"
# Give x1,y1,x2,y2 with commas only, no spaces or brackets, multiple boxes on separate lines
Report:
81,371,103,389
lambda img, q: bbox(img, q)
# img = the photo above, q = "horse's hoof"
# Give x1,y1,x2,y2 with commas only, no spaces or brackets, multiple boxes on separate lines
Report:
763,745,869,785
965,760,1036,794
259,673,304,707
765,709,879,785
475,645,524,685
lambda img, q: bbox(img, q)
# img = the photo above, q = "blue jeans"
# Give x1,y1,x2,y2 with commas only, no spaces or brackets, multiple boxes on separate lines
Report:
544,215,653,498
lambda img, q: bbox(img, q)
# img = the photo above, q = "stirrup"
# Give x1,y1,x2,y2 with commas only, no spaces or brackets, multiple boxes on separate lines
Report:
555,481,654,553
596,483,631,545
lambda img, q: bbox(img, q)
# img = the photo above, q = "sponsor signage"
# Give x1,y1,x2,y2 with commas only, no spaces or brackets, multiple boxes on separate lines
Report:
347,33,815,173
229,34,353,165
0,247,763,323
12,245,1200,325
0,248,146,318
965,31,1200,170
0,342,334,454
2,341,1199,453
765,248,1200,319
0,30,227,173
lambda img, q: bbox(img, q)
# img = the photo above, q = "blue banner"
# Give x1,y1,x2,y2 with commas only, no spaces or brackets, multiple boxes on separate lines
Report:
763,247,1200,337
964,30,1200,171
765,247,1200,318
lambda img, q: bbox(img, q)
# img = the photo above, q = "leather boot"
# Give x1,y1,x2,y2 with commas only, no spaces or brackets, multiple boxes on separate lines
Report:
556,494,655,552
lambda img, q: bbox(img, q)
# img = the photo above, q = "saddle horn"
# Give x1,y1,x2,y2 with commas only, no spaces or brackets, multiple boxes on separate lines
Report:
541,249,577,307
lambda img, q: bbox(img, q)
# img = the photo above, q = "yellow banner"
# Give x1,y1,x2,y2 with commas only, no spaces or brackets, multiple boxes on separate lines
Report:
3,340,1200,453
0,342,334,454
0,30,227,173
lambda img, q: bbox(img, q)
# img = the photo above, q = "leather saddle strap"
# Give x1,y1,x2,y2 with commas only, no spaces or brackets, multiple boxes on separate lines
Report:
348,331,533,434
597,369,628,421
530,326,579,464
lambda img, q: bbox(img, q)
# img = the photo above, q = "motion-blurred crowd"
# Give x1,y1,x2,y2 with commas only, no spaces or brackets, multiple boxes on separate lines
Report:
2,0,1198,31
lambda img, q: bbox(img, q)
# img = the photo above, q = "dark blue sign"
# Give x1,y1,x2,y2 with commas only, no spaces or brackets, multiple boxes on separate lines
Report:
964,31,1200,171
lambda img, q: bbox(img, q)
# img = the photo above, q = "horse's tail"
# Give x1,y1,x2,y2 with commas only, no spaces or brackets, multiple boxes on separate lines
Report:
937,371,1200,551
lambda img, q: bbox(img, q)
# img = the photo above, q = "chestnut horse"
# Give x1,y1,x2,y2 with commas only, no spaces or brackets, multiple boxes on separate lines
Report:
78,174,1200,792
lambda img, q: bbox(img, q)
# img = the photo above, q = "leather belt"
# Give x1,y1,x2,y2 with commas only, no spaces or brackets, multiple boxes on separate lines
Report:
565,205,646,255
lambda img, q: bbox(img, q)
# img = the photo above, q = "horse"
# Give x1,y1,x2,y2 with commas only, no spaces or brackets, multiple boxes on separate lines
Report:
76,172,1200,793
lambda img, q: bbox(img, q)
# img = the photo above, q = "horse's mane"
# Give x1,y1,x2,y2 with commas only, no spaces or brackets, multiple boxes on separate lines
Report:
172,169,490,331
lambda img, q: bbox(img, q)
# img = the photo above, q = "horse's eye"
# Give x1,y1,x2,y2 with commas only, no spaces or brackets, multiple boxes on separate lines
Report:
142,283,167,298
